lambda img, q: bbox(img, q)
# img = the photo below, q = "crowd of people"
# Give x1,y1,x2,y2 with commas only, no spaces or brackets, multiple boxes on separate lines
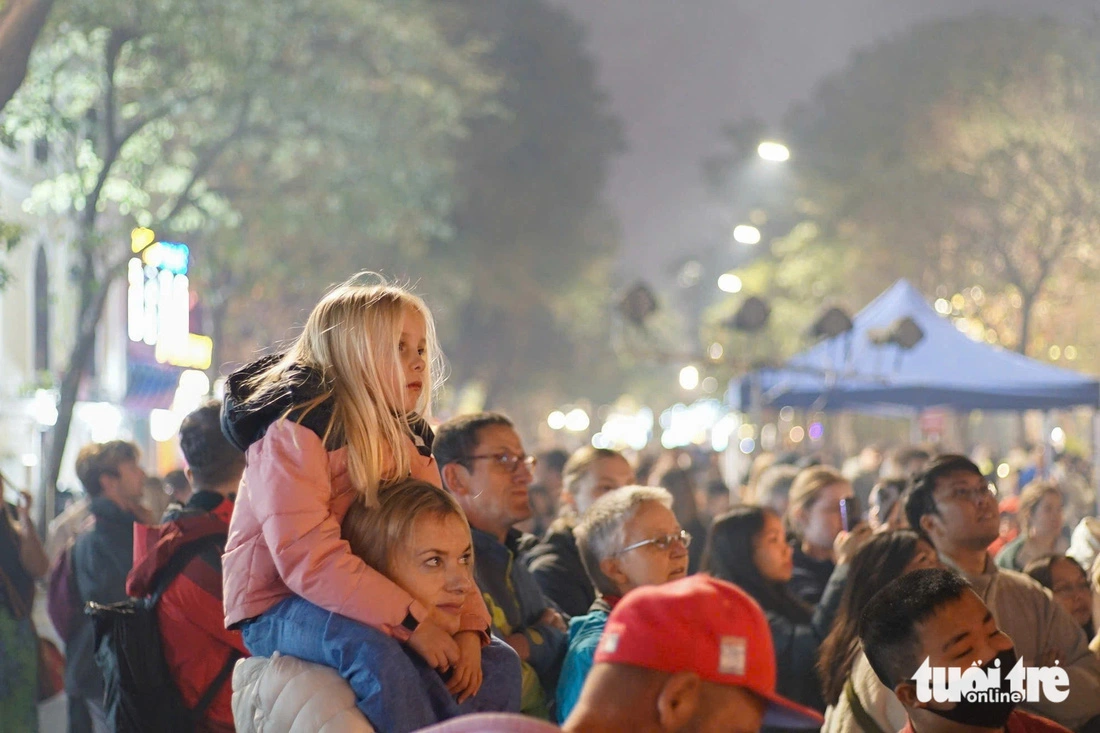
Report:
3,276,1100,733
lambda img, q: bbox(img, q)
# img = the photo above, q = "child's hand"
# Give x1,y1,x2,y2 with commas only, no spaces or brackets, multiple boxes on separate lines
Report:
447,631,484,703
407,618,460,672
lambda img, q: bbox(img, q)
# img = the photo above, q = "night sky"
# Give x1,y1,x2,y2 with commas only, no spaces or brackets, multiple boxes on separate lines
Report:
549,0,1097,284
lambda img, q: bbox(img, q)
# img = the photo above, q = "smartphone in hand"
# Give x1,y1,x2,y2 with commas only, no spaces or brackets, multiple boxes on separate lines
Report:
839,498,852,532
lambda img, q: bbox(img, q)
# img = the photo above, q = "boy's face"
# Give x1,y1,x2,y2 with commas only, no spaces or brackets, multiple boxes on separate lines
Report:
895,589,1015,713
388,512,475,622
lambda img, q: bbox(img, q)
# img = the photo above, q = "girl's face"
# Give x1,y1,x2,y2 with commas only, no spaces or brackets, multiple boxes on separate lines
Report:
1031,493,1064,538
799,481,853,552
396,307,428,413
1049,557,1093,629
388,513,474,620
902,539,943,575
754,512,794,583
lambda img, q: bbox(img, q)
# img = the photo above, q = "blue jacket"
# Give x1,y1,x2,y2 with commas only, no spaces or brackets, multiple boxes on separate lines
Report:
555,597,612,723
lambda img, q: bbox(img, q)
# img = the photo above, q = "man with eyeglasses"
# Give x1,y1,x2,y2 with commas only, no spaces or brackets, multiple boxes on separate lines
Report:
435,412,568,720
905,454,1100,730
556,485,690,722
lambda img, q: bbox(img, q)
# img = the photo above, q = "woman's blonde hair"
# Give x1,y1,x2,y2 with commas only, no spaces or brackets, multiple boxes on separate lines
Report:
786,465,847,536
1017,480,1063,535
341,478,469,575
244,274,442,505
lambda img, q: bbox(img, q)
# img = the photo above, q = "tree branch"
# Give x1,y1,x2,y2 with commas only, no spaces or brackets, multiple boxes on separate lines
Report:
161,95,253,226
0,0,55,111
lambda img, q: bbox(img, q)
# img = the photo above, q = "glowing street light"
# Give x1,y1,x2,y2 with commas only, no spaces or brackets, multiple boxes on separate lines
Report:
717,273,743,293
733,225,761,245
679,365,700,391
757,141,790,162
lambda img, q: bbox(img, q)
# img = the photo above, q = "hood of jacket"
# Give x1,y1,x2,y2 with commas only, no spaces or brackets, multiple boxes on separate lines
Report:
221,354,435,457
221,354,334,454
127,496,233,597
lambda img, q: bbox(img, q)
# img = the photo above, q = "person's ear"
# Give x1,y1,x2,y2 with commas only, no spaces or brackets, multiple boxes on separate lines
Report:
184,468,194,485
894,681,922,709
919,512,939,540
441,462,470,496
599,556,629,589
655,671,701,730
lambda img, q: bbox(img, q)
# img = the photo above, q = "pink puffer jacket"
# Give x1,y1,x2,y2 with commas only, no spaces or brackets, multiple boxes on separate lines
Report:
222,418,488,639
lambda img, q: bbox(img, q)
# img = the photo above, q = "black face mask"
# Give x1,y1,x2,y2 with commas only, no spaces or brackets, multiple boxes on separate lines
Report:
923,648,1018,729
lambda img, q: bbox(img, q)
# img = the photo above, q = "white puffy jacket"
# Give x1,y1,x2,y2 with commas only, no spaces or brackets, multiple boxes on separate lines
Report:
232,653,374,733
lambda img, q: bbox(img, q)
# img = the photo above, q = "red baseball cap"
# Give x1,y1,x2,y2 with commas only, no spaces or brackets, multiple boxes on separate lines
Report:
593,574,824,729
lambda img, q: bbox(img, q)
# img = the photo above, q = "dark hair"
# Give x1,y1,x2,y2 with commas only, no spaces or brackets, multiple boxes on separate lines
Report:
1025,554,1095,639
179,401,245,491
904,454,983,539
164,469,190,492
894,447,932,470
702,506,812,623
869,478,908,523
859,568,971,690
433,412,514,489
75,440,140,497
538,449,570,474
818,530,926,704
758,465,799,509
652,466,699,523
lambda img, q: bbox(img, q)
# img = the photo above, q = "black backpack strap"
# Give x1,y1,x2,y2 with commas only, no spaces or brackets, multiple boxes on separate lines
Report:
190,648,243,720
149,533,228,604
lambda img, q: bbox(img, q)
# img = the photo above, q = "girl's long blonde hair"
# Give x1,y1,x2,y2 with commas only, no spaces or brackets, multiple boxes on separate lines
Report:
244,274,442,506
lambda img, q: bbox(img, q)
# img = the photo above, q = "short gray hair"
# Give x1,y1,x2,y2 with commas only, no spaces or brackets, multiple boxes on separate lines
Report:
574,485,673,597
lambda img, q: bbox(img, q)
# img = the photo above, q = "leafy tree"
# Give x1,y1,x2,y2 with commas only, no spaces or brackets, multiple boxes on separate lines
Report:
4,0,494,497
709,15,1100,370
423,0,626,421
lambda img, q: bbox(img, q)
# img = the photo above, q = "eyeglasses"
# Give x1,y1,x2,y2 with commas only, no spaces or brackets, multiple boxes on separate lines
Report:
464,453,538,473
617,530,692,555
939,484,995,504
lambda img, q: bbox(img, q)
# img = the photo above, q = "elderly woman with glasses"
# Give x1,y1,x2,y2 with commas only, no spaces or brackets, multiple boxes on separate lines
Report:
701,505,870,715
554,485,689,722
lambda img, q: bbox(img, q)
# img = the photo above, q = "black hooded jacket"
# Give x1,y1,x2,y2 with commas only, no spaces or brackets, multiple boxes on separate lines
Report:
220,354,433,458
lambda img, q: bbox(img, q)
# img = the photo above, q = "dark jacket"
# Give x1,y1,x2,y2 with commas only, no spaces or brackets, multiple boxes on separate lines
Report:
524,522,594,618
472,527,567,696
66,497,140,699
765,563,848,721
127,492,246,733
788,541,835,606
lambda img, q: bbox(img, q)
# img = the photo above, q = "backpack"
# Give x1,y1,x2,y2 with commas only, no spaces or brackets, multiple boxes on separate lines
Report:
86,534,242,733
46,542,81,641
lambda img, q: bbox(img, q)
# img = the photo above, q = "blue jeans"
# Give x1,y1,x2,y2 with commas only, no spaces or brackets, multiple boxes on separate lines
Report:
242,596,521,732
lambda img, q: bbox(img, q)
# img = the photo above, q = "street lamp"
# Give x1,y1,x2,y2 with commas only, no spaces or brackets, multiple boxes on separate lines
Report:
732,225,762,245
757,141,791,163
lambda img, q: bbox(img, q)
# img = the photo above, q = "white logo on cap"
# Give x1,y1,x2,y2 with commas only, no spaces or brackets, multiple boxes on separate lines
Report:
719,637,747,676
601,632,620,654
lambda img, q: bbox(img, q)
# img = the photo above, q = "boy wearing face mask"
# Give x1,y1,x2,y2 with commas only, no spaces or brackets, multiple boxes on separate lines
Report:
859,568,1071,733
